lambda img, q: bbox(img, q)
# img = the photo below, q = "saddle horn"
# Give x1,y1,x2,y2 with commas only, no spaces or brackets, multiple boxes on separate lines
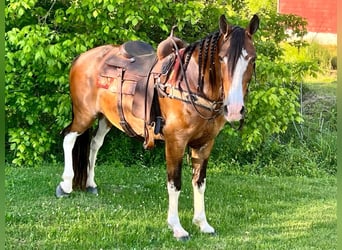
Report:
170,25,178,37
157,25,186,60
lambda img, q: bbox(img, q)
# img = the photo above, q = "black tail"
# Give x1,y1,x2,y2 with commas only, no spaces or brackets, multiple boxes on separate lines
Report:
72,128,91,190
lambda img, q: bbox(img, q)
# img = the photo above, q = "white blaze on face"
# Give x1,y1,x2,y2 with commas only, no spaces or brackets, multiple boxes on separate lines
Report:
224,48,249,122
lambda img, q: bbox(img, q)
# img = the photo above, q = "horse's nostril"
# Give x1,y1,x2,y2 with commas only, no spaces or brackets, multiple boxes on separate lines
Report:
240,106,245,115
223,105,228,114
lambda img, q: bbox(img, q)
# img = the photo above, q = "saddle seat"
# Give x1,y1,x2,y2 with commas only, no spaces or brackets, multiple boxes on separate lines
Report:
119,40,155,58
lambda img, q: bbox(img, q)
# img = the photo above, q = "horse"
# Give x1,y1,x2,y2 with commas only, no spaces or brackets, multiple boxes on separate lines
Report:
56,14,259,241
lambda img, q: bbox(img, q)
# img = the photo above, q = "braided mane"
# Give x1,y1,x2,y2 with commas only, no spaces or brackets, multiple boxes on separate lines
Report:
183,31,221,91
182,26,245,91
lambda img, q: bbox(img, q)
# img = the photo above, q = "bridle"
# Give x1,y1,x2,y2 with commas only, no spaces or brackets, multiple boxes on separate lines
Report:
169,37,224,120
161,35,256,129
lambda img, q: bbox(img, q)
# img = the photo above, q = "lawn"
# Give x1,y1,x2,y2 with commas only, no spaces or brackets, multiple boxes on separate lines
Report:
5,163,336,249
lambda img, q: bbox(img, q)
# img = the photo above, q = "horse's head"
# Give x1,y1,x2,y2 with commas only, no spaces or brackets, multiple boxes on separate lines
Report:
218,14,259,123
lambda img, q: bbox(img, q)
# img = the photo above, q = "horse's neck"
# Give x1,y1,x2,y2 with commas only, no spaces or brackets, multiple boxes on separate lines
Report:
184,55,222,101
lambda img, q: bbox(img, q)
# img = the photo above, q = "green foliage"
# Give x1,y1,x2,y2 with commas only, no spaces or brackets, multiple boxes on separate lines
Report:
211,80,337,177
96,129,165,168
283,42,337,73
5,0,317,167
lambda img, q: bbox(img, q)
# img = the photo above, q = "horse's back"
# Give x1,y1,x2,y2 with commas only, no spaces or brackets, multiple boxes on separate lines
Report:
70,45,117,83
68,45,120,131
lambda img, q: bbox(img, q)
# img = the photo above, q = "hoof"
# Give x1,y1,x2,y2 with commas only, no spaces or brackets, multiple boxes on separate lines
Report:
208,231,217,237
176,235,190,242
86,186,98,196
56,184,70,198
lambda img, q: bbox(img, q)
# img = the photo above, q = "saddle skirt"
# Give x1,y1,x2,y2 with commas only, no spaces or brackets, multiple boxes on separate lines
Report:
98,41,157,121
96,40,181,147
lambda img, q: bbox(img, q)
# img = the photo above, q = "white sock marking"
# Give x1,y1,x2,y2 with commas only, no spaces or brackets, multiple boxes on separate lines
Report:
60,132,79,193
192,179,215,233
87,118,110,188
167,182,189,238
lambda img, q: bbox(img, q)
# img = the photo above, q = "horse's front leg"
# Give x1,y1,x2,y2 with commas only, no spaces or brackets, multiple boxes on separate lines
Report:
86,117,111,195
191,140,215,235
165,140,189,241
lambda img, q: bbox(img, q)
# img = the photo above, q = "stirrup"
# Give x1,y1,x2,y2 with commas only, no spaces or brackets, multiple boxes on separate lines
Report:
154,116,164,134
143,123,155,150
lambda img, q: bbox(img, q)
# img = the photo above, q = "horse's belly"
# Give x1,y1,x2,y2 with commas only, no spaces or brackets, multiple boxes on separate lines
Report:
98,90,145,136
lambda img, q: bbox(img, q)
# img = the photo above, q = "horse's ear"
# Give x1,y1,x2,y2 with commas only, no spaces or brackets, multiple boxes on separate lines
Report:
219,15,231,36
247,14,260,35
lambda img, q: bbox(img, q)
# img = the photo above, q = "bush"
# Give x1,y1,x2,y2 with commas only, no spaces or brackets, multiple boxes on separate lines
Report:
305,43,335,70
96,129,165,168
5,0,205,165
5,0,318,169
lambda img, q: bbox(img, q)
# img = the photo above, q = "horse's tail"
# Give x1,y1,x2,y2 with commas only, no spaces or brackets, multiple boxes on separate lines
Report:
72,128,91,190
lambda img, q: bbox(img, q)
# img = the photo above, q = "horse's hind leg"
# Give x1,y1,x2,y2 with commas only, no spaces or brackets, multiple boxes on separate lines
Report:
56,113,95,197
56,131,79,196
86,116,112,194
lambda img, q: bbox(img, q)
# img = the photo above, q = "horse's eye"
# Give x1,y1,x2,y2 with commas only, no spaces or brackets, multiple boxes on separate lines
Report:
219,56,227,63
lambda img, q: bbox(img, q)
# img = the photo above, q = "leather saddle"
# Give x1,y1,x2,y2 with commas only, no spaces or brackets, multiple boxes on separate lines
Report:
97,38,184,148
102,41,157,121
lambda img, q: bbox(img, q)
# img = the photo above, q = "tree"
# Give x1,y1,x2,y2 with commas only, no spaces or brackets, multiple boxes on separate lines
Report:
5,0,315,166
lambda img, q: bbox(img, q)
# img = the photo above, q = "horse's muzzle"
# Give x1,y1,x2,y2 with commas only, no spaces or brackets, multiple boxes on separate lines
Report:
223,104,245,123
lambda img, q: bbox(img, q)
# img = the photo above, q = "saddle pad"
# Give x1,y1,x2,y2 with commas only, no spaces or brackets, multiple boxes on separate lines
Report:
97,76,136,95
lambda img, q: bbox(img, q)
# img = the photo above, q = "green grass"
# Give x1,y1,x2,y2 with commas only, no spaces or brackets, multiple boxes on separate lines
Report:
5,163,336,249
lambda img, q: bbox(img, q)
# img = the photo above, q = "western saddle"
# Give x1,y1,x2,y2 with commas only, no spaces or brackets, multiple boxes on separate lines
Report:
97,33,186,149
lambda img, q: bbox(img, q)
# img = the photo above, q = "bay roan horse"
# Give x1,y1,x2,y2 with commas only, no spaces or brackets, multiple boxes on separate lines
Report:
56,14,259,240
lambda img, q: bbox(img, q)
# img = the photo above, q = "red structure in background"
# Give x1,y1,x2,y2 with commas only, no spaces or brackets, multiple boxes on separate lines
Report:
278,0,336,34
